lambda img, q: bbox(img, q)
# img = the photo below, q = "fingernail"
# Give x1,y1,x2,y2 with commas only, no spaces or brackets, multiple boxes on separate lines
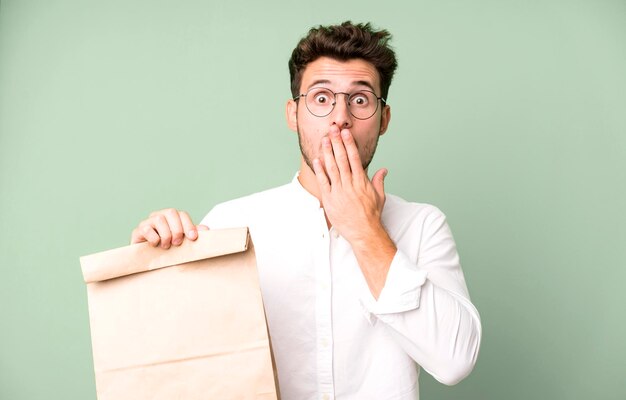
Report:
341,129,350,138
172,238,182,245
187,229,197,239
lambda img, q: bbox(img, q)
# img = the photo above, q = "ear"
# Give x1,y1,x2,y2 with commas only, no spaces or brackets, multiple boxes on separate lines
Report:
379,104,391,136
286,99,298,132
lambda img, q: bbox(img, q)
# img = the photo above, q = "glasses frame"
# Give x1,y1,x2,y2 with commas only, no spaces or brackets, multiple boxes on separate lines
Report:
294,87,387,120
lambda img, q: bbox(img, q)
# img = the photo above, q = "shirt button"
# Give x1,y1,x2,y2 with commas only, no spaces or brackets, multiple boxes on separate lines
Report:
321,338,329,347
322,394,330,400
332,231,339,239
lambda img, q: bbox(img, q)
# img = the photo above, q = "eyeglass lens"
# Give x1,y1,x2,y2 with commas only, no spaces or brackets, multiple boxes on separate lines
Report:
304,88,380,120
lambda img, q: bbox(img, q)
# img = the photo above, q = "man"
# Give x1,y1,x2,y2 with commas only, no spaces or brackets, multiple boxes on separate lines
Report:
131,21,481,400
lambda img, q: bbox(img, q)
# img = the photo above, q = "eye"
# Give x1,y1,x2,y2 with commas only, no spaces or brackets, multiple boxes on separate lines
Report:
311,89,333,105
315,94,330,104
350,93,370,107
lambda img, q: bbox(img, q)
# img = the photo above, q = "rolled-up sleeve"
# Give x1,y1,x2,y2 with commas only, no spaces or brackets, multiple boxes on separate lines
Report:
361,205,482,385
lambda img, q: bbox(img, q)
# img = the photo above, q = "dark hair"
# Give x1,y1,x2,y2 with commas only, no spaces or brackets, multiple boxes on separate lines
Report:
288,21,398,101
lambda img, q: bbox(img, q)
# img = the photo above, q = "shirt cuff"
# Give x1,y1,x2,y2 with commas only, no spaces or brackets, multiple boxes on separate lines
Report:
361,250,428,317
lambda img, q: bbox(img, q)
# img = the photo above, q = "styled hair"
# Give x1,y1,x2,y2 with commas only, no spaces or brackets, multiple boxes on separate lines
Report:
288,21,398,101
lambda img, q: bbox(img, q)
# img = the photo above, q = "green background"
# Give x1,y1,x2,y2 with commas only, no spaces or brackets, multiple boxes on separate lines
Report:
1,0,625,398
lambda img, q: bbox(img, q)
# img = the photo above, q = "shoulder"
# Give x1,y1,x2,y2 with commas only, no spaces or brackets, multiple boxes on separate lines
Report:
384,193,447,225
200,183,293,229
383,194,458,261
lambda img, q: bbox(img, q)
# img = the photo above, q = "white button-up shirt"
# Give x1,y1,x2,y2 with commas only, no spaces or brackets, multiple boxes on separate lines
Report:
201,175,481,400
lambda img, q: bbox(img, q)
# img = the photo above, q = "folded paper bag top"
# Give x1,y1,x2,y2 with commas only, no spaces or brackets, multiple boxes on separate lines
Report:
81,226,252,283
80,227,280,400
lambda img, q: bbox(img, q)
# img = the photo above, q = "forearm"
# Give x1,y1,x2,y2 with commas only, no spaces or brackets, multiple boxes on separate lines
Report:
350,223,397,299
358,208,482,385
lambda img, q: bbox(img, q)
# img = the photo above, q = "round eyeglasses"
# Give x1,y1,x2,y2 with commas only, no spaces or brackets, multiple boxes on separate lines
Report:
294,87,386,120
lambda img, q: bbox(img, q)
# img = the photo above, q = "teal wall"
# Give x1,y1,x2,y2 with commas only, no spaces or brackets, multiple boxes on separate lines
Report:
1,0,625,399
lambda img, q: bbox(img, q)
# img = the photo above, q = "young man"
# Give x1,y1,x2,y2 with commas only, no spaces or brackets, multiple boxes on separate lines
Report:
131,21,481,400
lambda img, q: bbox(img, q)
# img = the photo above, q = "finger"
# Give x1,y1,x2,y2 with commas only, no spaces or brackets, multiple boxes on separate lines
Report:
341,128,366,181
152,213,173,249
130,227,145,244
329,126,351,182
322,135,340,186
133,222,161,247
196,224,210,231
313,158,331,194
372,168,388,200
161,209,185,246
131,225,149,245
178,210,198,241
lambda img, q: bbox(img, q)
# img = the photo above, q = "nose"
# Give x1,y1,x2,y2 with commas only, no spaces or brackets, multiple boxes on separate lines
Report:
330,93,352,129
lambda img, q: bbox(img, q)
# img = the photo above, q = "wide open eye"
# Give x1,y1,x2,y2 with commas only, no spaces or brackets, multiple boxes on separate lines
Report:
349,92,372,107
310,88,333,105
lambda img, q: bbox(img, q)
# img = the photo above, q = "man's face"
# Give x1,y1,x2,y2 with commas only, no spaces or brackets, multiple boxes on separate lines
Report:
287,57,391,173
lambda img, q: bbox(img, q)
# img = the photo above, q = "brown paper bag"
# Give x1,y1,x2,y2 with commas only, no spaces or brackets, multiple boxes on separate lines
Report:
80,227,279,400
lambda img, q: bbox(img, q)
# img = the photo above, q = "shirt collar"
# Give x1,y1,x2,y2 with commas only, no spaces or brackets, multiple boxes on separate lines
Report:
291,172,322,209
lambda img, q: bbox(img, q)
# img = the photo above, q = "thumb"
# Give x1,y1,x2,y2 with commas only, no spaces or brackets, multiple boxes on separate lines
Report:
372,168,388,199
196,224,210,231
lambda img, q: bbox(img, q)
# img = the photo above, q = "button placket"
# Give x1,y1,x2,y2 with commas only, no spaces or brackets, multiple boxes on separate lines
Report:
315,208,335,398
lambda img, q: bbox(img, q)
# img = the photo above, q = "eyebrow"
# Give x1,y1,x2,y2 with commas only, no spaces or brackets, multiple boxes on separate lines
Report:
352,80,376,92
306,79,377,93
306,79,331,91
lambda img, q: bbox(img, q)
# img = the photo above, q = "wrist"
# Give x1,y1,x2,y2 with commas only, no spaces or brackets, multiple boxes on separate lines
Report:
349,222,393,251
349,224,396,300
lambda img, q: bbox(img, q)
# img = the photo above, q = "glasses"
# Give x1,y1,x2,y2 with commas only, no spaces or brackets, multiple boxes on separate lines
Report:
294,87,386,120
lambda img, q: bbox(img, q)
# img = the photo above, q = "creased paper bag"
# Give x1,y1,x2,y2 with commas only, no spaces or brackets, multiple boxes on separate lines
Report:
80,227,279,400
